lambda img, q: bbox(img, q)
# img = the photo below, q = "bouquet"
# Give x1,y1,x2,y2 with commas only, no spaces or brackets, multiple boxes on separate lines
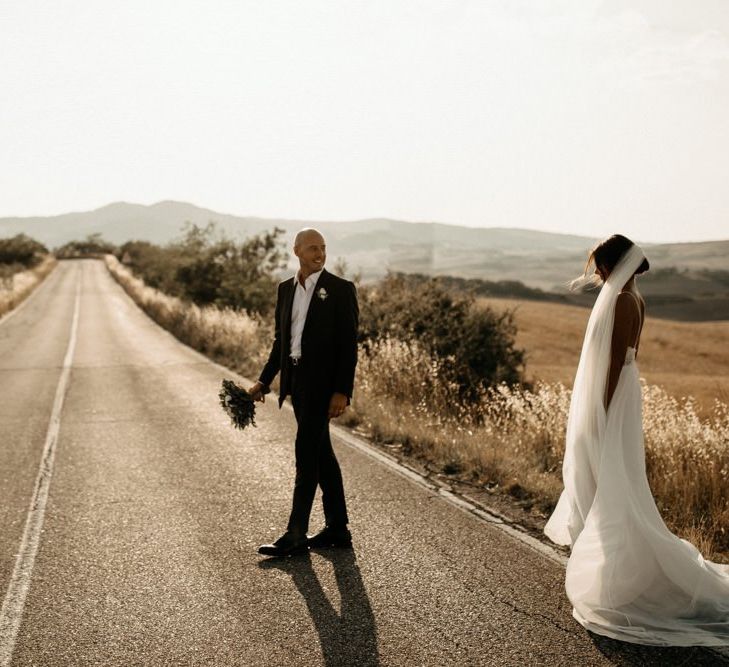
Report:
219,379,257,430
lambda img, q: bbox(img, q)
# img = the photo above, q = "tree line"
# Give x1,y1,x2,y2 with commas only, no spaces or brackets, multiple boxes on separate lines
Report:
1,225,525,397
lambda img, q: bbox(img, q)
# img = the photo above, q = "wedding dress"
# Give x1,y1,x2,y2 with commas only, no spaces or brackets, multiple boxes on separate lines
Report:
544,244,729,646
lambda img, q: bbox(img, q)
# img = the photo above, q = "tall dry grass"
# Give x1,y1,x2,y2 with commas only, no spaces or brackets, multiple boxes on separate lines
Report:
105,258,729,561
0,256,57,319
347,337,729,562
105,255,270,379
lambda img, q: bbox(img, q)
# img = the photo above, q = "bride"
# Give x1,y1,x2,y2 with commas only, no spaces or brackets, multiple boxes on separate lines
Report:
544,234,729,646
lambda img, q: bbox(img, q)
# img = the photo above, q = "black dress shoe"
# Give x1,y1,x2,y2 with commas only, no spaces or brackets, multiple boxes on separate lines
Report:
307,526,353,549
257,532,309,557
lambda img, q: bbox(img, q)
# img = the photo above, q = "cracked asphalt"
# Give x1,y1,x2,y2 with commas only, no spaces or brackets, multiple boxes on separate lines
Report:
0,259,725,666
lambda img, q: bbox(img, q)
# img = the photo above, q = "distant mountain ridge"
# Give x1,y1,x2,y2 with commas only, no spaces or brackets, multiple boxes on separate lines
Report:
1,201,727,292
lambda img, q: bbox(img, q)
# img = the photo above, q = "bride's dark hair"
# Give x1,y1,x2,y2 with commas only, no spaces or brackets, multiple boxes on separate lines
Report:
571,234,650,290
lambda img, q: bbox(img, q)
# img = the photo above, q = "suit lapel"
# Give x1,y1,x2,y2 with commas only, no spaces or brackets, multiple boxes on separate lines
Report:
281,277,296,355
302,269,328,336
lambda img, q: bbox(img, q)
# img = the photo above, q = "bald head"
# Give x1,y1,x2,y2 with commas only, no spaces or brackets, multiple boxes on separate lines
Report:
294,227,325,250
293,227,326,280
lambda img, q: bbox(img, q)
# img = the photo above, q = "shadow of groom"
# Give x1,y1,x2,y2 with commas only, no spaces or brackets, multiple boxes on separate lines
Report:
258,549,380,667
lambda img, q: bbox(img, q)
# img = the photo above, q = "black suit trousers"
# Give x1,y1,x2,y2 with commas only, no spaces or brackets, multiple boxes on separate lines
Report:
286,363,349,535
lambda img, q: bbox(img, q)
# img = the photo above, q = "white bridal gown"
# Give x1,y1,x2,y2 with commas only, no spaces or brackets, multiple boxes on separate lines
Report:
545,245,729,647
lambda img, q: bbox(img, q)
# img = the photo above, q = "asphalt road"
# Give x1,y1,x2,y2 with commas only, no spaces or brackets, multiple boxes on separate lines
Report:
0,259,725,667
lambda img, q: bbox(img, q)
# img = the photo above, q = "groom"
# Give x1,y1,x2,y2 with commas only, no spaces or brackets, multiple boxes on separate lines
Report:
249,228,359,557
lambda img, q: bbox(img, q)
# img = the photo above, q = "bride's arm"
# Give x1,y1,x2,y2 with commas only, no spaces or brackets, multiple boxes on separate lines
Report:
605,293,640,408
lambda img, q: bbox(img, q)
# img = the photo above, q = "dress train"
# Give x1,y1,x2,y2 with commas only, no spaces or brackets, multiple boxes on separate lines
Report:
546,347,729,646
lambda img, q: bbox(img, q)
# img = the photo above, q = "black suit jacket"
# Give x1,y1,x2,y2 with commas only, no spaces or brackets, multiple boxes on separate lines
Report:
259,269,359,408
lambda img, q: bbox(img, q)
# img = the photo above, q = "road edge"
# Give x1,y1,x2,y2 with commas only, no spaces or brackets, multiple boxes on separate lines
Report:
0,261,59,328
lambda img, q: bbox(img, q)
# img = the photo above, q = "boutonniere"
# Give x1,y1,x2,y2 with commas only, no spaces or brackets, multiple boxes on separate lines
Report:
317,287,328,301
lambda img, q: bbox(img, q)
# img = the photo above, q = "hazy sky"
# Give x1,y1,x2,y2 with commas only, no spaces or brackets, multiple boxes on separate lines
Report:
2,1,728,242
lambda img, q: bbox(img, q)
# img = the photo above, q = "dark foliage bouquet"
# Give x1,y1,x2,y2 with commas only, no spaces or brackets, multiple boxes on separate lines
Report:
219,379,256,430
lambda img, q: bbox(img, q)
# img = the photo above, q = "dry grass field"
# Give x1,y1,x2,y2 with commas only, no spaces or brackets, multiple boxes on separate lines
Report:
479,297,729,416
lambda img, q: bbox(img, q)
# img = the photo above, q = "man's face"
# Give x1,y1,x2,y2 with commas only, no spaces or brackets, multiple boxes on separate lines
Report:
294,232,326,277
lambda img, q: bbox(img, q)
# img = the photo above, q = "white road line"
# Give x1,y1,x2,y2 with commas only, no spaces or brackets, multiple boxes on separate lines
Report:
0,266,81,667
329,424,569,566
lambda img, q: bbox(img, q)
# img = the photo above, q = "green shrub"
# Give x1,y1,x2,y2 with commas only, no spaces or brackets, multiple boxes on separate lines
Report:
117,240,181,295
0,234,48,267
359,272,524,402
55,233,116,258
118,223,287,316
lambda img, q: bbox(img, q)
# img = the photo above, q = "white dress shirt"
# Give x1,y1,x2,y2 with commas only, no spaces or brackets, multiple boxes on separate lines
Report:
290,268,323,359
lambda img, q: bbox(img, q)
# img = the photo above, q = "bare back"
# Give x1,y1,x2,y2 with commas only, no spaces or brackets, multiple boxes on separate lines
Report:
606,289,644,408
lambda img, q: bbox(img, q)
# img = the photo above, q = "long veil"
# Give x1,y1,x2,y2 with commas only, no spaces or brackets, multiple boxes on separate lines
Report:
545,244,646,545
544,243,729,646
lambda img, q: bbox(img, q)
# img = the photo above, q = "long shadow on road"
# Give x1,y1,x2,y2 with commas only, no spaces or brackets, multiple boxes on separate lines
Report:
258,549,380,667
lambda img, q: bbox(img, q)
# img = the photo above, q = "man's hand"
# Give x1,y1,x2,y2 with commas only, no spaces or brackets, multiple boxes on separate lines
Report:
328,392,348,419
248,381,266,403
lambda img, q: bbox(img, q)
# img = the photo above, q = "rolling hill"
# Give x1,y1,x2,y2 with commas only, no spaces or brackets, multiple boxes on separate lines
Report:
0,200,602,285
1,201,728,319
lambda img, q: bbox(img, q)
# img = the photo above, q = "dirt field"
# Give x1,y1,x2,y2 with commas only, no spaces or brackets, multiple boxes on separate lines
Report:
480,297,729,415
